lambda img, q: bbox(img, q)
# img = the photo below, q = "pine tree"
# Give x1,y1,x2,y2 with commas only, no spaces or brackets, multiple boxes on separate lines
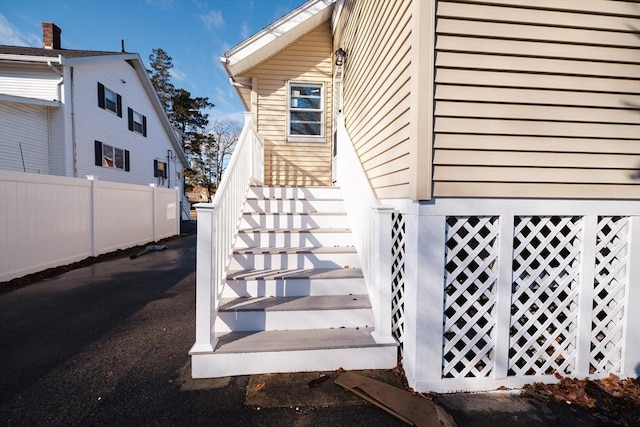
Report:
171,88,214,156
147,48,175,114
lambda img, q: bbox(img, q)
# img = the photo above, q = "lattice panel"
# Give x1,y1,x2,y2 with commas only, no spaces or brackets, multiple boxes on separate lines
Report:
442,216,499,378
391,212,406,352
591,216,629,374
509,216,582,376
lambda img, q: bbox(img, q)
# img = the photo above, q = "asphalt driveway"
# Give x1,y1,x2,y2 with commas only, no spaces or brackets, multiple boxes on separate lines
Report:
0,227,405,426
1,224,633,426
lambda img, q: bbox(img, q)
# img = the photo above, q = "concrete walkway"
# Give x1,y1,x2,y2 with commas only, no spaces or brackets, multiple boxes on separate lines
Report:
0,224,625,426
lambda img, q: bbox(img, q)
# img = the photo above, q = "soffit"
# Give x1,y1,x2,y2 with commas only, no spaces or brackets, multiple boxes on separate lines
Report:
223,0,335,77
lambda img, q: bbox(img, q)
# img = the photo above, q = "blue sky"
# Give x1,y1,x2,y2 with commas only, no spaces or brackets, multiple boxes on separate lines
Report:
0,0,308,122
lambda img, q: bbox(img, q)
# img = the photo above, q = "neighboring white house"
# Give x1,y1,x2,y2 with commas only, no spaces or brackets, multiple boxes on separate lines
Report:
0,23,188,200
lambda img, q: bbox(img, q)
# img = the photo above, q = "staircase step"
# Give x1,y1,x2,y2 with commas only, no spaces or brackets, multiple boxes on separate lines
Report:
230,246,360,270
216,294,373,332
236,228,354,248
191,327,398,378
245,198,345,213
240,212,349,229
249,186,342,200
223,268,366,297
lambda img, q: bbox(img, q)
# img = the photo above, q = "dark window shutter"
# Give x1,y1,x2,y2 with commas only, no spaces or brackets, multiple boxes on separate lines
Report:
94,140,103,166
128,107,133,131
116,94,123,117
154,159,159,177
124,150,130,172
142,116,147,137
97,83,105,109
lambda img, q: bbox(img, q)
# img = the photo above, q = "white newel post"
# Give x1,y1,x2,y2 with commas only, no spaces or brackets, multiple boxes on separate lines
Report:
191,203,219,353
372,205,396,344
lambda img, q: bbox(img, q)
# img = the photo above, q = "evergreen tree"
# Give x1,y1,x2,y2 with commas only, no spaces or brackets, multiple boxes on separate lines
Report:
171,88,214,156
147,48,225,192
147,48,175,114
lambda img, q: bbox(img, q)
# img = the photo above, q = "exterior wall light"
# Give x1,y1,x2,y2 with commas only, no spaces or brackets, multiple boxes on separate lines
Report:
335,48,347,66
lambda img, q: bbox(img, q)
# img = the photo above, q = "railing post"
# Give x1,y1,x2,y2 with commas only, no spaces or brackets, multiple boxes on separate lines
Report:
190,203,219,353
372,205,396,344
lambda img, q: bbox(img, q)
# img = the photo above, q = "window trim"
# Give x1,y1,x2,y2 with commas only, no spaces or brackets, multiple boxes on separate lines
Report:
128,107,147,137
97,82,122,117
94,140,130,171
154,159,167,185
286,81,325,142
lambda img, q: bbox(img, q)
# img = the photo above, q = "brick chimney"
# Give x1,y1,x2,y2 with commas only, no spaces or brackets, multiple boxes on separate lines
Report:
42,22,62,49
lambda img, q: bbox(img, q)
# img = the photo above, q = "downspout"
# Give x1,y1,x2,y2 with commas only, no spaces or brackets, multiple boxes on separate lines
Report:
46,61,64,96
70,66,77,177
167,149,172,188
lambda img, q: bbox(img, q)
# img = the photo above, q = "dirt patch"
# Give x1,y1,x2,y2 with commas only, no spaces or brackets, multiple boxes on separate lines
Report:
522,374,640,427
245,369,404,408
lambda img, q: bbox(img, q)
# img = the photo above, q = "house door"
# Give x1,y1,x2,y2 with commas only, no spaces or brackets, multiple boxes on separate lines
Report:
331,65,343,184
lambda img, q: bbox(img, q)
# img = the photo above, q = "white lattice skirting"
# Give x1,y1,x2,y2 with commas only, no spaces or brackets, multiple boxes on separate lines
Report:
388,198,640,393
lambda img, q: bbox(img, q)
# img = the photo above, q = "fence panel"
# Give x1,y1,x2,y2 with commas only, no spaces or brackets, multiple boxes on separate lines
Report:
93,180,154,255
0,171,179,282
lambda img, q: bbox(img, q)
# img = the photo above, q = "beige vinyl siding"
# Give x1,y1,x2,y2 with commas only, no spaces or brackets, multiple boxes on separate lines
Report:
335,0,416,198
433,0,640,199
242,24,332,186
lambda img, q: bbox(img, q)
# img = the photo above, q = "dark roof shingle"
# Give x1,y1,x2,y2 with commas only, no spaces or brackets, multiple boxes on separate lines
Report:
0,45,126,58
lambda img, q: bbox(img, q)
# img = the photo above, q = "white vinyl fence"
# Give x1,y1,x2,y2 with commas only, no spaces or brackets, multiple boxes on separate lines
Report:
0,171,180,282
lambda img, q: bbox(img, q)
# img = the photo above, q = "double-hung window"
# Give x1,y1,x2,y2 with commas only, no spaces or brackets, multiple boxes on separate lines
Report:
97,82,123,117
128,107,147,136
154,159,167,185
94,140,130,171
287,82,324,141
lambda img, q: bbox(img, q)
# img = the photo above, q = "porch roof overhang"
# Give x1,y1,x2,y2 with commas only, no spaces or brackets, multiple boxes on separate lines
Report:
221,0,335,79
0,93,60,107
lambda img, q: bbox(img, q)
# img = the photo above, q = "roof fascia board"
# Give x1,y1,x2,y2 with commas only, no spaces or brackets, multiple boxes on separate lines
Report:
0,93,60,107
60,53,139,66
223,0,335,76
331,0,344,32
0,54,62,64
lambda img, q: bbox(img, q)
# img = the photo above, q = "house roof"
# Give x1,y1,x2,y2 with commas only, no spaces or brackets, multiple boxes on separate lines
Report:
0,45,124,59
221,0,335,78
0,45,189,167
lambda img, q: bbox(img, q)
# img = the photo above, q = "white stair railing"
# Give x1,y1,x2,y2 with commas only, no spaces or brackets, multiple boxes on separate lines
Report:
190,112,263,354
336,114,395,344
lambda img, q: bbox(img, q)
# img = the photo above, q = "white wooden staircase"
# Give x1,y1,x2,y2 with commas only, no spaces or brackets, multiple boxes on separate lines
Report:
191,186,397,378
